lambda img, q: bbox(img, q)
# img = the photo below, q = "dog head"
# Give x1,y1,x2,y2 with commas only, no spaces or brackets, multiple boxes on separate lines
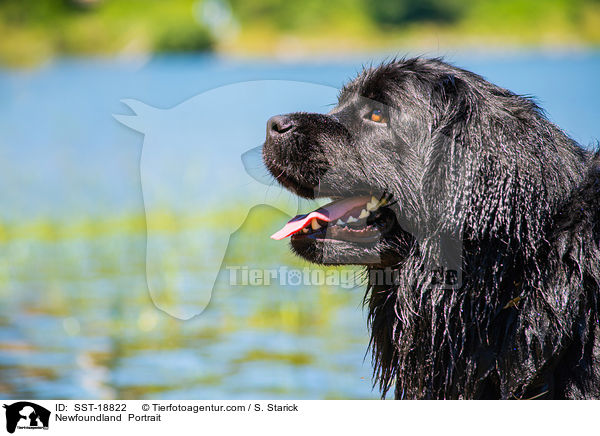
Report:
263,58,587,268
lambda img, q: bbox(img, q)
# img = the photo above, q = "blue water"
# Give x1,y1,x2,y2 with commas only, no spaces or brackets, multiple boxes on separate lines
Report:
1,51,598,219
0,51,598,400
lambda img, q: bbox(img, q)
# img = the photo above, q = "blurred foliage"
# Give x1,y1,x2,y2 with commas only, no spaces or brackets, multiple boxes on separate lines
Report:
0,0,214,66
0,0,600,66
367,0,466,26
226,0,600,55
228,0,368,32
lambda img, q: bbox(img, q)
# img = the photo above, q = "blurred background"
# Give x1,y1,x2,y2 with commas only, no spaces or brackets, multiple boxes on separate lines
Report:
0,0,599,399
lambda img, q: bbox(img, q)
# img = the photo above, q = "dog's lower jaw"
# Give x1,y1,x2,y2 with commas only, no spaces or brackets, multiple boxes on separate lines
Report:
291,237,384,266
290,228,413,267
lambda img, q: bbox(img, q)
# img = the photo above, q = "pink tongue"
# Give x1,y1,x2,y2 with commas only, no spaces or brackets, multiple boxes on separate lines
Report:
270,196,371,240
270,211,329,240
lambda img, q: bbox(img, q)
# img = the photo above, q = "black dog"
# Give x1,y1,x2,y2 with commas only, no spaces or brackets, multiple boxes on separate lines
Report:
263,57,600,399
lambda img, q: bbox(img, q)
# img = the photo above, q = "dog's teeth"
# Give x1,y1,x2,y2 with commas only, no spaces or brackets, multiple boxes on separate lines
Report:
336,218,346,225
366,196,379,211
358,208,369,219
311,220,321,230
302,228,309,233
346,216,358,223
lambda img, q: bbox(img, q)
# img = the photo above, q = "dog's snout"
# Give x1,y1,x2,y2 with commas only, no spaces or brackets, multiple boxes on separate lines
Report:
267,115,295,136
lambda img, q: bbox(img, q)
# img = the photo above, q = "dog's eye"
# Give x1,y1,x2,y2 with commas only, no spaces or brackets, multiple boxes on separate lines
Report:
368,109,386,123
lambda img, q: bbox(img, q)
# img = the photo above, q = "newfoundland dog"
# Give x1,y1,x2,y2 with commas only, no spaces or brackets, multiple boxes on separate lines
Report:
262,58,600,399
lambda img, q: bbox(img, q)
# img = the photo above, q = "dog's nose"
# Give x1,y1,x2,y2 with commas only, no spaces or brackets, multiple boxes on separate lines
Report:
267,115,295,136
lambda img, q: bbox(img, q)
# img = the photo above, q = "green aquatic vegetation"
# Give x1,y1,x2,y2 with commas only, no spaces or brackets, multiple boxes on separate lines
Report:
234,349,313,366
0,204,374,398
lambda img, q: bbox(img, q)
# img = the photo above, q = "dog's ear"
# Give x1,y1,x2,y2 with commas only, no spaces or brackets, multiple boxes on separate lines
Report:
434,74,473,122
439,74,458,97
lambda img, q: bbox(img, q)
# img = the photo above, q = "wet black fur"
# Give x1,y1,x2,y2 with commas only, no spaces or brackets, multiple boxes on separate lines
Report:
263,58,600,399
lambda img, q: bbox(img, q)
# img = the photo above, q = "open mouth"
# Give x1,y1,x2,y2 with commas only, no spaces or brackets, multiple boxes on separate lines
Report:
271,194,395,243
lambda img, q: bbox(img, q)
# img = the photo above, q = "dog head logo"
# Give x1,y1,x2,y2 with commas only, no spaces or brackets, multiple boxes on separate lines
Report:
114,80,339,319
3,402,50,434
